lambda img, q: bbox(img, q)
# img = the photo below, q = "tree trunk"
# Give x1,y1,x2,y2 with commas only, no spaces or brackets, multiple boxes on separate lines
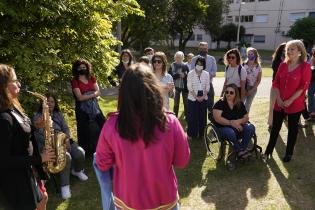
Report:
178,31,193,53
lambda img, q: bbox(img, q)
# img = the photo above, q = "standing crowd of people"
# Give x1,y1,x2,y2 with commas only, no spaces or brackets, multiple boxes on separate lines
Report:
0,39,314,210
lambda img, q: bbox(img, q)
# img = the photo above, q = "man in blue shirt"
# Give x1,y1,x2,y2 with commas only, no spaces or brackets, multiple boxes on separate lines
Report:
190,42,217,120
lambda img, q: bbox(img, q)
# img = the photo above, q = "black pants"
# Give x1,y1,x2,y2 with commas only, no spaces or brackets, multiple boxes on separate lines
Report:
173,88,188,118
265,109,301,157
76,108,105,157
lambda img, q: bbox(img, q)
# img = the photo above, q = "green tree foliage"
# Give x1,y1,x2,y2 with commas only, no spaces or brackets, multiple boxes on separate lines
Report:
202,0,227,41
288,17,315,51
218,23,245,49
168,0,208,52
0,0,142,111
121,0,169,51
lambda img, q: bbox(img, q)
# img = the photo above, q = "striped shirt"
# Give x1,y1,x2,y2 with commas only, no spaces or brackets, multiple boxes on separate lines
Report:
187,70,210,101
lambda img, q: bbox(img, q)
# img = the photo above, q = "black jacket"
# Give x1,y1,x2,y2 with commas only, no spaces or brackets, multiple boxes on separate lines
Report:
168,62,189,92
0,108,48,210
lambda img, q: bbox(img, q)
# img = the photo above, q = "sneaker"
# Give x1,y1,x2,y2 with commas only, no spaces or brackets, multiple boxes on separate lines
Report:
61,185,71,199
71,169,88,181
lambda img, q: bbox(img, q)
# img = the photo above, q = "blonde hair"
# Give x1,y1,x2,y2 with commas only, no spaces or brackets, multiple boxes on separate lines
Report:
0,64,24,113
245,47,261,66
284,40,307,64
174,51,184,61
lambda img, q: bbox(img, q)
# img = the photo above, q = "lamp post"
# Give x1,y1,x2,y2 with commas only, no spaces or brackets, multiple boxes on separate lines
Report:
236,1,245,47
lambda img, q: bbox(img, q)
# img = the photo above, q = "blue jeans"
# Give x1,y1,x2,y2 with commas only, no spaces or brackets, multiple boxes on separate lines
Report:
244,86,257,112
93,153,115,210
217,123,255,152
308,81,315,113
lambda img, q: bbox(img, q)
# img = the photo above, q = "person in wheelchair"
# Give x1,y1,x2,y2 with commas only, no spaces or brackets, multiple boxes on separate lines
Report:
212,83,255,159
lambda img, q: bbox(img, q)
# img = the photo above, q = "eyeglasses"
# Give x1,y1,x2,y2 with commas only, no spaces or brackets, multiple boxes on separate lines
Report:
227,56,236,60
152,60,162,64
225,90,235,95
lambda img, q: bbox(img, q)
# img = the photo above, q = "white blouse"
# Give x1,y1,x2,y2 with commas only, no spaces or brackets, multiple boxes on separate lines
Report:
187,70,210,101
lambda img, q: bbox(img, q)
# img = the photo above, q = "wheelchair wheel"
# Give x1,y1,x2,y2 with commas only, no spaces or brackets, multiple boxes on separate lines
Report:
204,123,223,161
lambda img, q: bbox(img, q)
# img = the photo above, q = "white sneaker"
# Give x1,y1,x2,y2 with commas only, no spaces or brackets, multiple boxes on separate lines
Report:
61,185,71,199
71,169,88,181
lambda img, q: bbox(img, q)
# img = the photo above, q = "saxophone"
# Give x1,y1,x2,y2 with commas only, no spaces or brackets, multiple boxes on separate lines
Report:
27,91,68,174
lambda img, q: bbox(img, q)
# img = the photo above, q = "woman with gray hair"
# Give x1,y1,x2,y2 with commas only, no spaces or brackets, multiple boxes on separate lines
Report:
169,51,189,118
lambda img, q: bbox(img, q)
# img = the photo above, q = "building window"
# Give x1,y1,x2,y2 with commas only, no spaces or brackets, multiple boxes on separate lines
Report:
253,35,265,43
256,14,268,23
228,0,234,3
196,34,203,41
309,12,315,18
241,15,253,22
289,12,305,22
258,0,269,1
235,16,239,22
226,16,233,23
189,34,195,41
243,34,253,44
242,0,255,2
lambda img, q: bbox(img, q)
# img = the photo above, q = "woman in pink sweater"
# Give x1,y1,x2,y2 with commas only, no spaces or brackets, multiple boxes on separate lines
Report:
96,63,190,210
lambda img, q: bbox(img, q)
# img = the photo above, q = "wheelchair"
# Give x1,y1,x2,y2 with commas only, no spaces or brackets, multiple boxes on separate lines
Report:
204,122,262,170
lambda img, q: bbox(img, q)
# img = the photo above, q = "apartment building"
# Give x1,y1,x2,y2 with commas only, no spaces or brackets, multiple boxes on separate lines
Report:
225,0,315,50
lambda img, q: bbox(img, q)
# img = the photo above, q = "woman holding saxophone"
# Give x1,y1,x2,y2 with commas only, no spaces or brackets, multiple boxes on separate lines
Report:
33,93,88,200
0,64,55,210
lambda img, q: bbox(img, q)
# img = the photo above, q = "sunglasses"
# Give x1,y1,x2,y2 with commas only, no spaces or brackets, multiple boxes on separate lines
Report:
227,56,236,60
153,60,162,64
225,90,235,95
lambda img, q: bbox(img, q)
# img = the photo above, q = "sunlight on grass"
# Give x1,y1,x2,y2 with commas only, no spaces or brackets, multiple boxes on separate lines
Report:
45,96,315,210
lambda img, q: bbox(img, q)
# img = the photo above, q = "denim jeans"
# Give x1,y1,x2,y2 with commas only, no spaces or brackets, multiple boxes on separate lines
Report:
244,86,257,113
93,153,115,210
216,123,255,152
308,81,315,113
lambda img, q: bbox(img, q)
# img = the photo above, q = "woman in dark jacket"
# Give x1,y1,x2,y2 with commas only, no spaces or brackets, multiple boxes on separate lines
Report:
115,49,133,82
0,64,55,210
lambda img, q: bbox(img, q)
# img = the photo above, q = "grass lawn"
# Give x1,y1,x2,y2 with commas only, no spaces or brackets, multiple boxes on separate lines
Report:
44,96,315,210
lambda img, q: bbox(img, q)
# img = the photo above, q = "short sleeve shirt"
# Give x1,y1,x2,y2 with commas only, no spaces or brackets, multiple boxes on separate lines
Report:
213,99,247,127
225,65,247,87
71,76,96,94
243,64,262,86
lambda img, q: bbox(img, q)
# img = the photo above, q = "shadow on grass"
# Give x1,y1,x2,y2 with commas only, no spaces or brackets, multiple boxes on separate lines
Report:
47,157,103,210
176,138,207,199
267,128,315,209
200,148,270,209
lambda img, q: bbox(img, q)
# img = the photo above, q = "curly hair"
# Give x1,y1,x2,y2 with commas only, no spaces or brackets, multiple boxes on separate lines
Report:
224,48,242,66
117,63,167,146
72,59,93,80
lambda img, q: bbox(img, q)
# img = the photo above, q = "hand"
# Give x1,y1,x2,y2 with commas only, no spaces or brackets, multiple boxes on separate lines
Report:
283,98,293,107
34,117,45,129
196,96,203,102
167,82,174,92
65,141,71,152
231,120,242,131
41,147,56,163
276,97,284,108
180,72,185,78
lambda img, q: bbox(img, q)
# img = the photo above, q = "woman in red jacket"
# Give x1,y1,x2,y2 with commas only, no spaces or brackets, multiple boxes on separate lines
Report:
263,40,311,162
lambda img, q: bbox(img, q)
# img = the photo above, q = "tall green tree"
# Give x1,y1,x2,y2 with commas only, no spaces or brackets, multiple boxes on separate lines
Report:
0,0,142,110
288,17,315,51
218,23,245,49
202,0,227,42
121,0,169,52
168,0,208,52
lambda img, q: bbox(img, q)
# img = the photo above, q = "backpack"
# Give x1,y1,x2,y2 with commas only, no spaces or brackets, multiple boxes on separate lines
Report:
225,64,245,84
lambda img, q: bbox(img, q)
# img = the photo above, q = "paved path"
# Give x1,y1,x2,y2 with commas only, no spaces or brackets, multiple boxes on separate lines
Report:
213,77,272,97
101,77,272,97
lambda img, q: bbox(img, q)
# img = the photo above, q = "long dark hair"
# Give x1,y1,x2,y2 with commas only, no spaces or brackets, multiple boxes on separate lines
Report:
37,93,60,113
272,42,286,63
152,51,168,74
72,59,92,80
120,49,133,66
117,63,167,146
